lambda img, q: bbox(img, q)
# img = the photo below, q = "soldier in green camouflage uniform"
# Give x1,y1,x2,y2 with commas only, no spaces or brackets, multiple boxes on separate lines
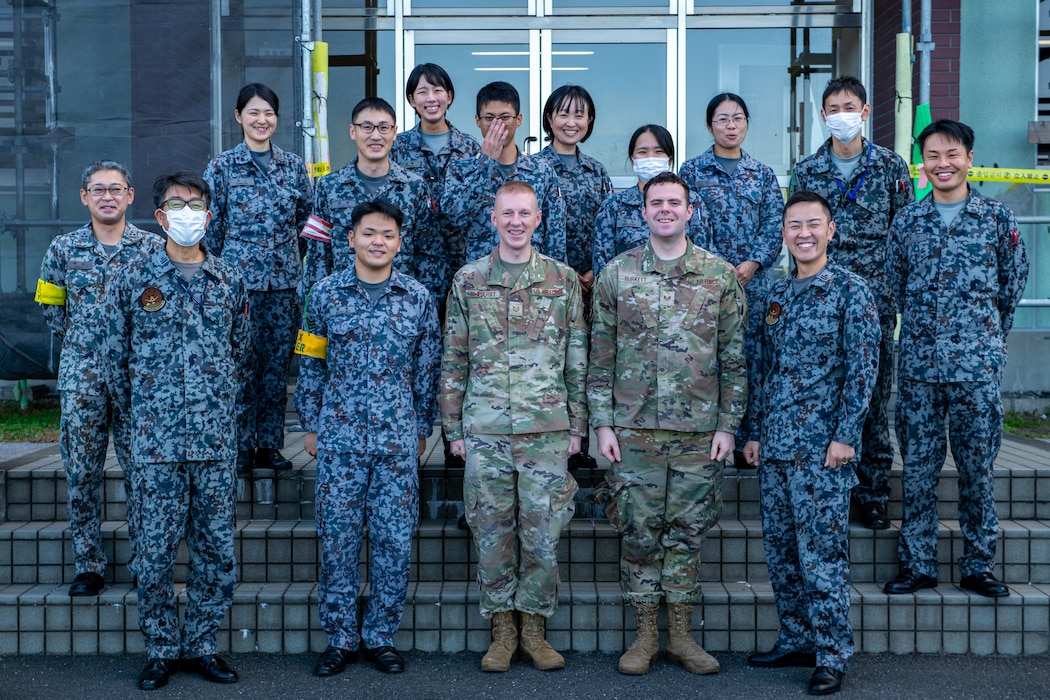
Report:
588,172,746,677
440,181,587,673
36,160,163,596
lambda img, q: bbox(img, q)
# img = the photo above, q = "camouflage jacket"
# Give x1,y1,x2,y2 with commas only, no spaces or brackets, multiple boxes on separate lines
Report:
790,137,914,316
440,248,588,440
886,187,1029,383
588,240,747,434
533,144,613,275
680,148,784,295
104,247,249,463
203,141,313,292
301,158,444,302
292,268,441,455
441,151,567,264
592,185,713,277
37,222,164,394
746,264,880,458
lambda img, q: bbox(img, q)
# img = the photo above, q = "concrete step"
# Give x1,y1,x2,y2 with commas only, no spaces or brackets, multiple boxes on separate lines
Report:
1,580,1046,656
4,517,1050,587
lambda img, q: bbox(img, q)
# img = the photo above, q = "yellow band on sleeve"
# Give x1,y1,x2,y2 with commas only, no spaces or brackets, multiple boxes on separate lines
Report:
35,279,67,305
294,329,328,359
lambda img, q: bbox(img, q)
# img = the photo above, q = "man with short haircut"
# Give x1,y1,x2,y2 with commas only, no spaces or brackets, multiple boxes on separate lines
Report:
442,81,567,264
294,200,441,676
440,181,587,673
301,96,445,302
884,120,1028,598
790,76,914,531
588,171,746,677
106,171,247,690
36,160,163,597
744,190,880,696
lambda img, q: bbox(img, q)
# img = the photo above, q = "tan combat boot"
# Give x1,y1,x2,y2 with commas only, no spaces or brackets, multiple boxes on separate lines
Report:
481,611,517,672
518,612,565,670
618,603,660,675
665,603,720,674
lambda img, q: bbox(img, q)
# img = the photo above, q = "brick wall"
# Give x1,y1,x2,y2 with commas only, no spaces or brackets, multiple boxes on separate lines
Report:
872,1,961,150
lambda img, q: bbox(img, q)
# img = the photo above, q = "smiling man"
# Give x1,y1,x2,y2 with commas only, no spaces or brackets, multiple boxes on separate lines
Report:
294,200,441,676
440,181,587,673
588,171,746,677
884,120,1029,599
743,190,880,696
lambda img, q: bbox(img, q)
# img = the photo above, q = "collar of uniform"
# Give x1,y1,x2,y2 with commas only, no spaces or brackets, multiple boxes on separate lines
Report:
343,157,410,185
696,147,761,174
811,136,871,174
345,267,410,295
914,184,981,220
153,244,223,282
232,140,288,166
486,247,542,289
73,222,143,248
640,239,698,277
537,143,595,172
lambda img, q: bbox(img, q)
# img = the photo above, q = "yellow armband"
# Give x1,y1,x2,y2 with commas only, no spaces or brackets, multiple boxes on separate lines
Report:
35,279,67,305
295,329,328,359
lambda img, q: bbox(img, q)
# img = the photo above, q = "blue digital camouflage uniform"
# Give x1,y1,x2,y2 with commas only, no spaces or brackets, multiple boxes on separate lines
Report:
533,144,613,276
37,222,163,580
204,141,312,452
680,148,784,445
391,121,480,295
790,138,914,510
440,249,588,618
292,267,441,650
886,187,1029,580
588,241,746,603
301,158,445,302
591,185,713,277
747,264,880,672
105,246,248,660
441,151,568,264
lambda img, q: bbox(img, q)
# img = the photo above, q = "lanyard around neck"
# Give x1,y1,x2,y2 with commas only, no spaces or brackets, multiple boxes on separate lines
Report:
833,142,873,202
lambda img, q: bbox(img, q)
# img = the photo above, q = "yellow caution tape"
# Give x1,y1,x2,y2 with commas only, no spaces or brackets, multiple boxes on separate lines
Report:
909,164,1050,183
312,162,331,178
34,279,67,305
294,329,328,359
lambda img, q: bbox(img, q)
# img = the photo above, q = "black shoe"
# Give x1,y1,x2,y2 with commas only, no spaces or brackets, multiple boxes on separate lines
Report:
747,647,817,668
884,568,938,594
139,658,178,690
857,501,890,530
313,645,358,676
960,571,1010,598
69,571,104,596
255,448,292,471
363,645,406,673
180,654,239,684
236,449,255,474
809,666,844,695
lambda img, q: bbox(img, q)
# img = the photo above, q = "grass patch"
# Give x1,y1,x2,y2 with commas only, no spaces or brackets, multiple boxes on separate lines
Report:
1004,407,1050,441
0,399,61,443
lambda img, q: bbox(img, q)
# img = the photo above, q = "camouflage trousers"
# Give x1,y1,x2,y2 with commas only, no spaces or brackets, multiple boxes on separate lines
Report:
852,313,897,507
59,389,137,577
238,289,299,449
132,460,236,659
316,450,419,649
895,378,1002,578
760,456,857,672
606,428,723,604
463,431,578,619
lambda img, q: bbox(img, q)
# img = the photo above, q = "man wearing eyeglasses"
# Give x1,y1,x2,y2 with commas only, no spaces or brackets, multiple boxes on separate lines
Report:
301,97,445,305
105,171,248,690
36,160,163,598
442,81,567,266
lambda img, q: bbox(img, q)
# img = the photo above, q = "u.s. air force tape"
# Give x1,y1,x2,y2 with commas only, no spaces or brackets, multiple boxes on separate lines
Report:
909,164,1050,183
294,329,327,359
34,279,67,305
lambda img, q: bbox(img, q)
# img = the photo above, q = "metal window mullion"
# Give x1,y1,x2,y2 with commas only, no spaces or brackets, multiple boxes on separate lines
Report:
531,29,542,153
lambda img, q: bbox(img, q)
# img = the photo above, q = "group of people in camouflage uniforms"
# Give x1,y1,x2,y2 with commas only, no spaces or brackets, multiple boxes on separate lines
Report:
36,64,1029,695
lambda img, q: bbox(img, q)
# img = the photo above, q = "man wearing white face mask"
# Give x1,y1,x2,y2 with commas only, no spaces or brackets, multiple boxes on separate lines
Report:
105,171,249,691
790,76,913,534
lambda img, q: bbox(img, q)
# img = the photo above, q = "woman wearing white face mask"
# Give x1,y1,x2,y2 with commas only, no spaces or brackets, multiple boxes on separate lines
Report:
203,83,313,475
592,124,712,276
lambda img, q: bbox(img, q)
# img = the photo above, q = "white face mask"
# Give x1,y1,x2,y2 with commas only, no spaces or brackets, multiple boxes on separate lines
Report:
163,207,209,247
632,157,671,184
824,111,864,144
